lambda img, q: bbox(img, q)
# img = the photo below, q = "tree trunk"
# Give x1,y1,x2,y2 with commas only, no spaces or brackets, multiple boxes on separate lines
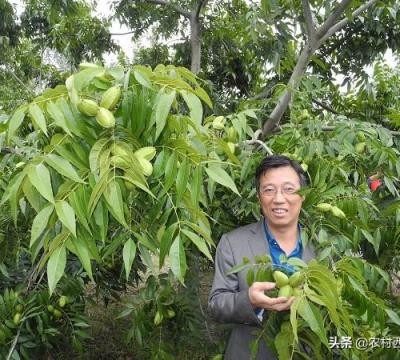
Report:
190,14,201,74
262,43,315,136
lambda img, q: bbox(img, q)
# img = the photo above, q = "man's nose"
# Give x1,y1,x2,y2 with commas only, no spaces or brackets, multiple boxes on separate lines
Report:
272,190,286,202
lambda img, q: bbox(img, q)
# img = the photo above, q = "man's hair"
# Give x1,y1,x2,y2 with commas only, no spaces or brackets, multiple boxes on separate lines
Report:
255,155,308,193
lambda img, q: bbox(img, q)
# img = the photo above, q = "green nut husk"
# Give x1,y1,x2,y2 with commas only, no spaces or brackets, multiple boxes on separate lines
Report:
273,271,289,288
58,296,67,308
278,285,293,298
355,142,366,154
13,312,21,325
134,146,157,161
53,309,62,318
154,311,163,326
331,206,346,219
110,156,129,168
77,99,99,116
289,272,304,288
356,131,366,142
96,107,115,128
212,116,225,130
111,143,130,157
316,203,332,212
100,86,121,110
137,157,153,177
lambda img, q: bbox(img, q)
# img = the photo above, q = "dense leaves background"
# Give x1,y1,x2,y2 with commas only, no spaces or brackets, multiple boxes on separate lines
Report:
0,0,400,358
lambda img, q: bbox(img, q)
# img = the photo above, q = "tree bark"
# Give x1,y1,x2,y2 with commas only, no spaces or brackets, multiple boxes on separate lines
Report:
190,13,201,74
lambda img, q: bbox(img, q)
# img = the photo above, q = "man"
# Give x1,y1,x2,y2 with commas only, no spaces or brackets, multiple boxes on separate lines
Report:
208,155,315,359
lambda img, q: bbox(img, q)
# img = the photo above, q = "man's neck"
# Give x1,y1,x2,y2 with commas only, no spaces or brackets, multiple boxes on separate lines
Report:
265,219,299,253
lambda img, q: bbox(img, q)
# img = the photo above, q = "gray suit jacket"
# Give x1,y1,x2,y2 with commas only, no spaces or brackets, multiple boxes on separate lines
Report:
208,219,315,360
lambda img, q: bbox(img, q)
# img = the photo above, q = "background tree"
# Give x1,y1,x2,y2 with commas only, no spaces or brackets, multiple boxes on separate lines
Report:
0,0,116,113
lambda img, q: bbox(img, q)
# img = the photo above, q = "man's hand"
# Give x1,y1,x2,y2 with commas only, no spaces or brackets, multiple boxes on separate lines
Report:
248,281,294,312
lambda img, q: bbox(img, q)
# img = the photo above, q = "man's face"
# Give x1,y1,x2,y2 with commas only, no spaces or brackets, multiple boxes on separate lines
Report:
257,166,303,229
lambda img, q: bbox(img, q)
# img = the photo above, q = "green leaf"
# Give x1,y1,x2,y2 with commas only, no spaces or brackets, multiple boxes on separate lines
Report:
47,101,72,136
180,90,203,128
89,138,110,173
286,257,307,268
155,89,176,140
88,171,110,216
55,200,76,237
181,229,212,261
134,69,152,88
169,235,187,284
205,164,240,196
103,181,127,227
29,103,48,136
386,309,400,326
7,106,26,141
274,322,293,360
138,243,154,272
28,163,54,204
73,67,104,91
298,298,328,347
123,239,137,282
30,205,54,248
225,261,250,275
93,201,108,243
163,152,177,193
69,187,91,234
190,166,202,206
66,235,93,281
361,229,379,256
194,86,212,108
159,223,178,268
47,244,66,295
246,268,255,286
0,171,25,206
290,297,301,344
44,154,84,183
22,177,41,212
176,159,190,205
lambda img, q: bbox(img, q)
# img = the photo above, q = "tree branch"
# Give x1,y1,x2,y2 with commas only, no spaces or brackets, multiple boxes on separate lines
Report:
110,30,135,36
7,327,21,360
316,0,353,38
318,0,379,45
243,130,274,154
302,0,316,41
312,98,339,114
144,0,190,18
194,0,209,19
262,43,315,136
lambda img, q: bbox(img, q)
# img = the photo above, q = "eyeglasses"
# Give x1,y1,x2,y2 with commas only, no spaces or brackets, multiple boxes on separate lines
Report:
260,186,300,196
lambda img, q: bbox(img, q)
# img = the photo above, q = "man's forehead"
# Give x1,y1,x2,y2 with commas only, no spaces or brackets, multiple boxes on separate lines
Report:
259,166,301,183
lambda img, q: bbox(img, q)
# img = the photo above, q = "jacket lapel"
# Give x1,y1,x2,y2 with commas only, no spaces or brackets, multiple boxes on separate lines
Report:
247,219,269,260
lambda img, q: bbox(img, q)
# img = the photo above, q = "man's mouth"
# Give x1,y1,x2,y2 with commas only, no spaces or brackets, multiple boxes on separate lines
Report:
272,208,288,214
